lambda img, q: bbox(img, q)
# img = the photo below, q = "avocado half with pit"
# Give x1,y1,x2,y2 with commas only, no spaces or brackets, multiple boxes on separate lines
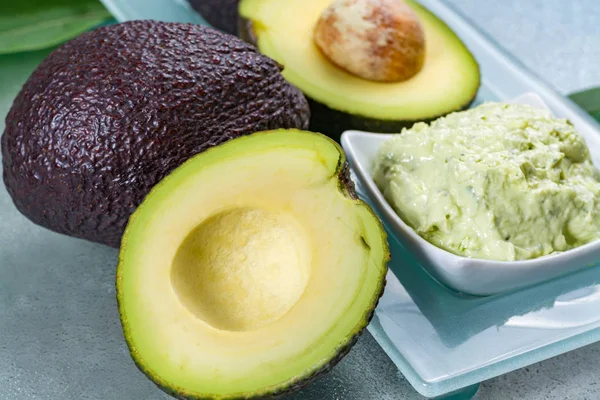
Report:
238,0,480,138
117,129,389,399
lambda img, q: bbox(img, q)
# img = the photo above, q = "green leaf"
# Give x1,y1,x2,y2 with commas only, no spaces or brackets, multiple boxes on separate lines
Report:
568,87,600,122
0,0,111,55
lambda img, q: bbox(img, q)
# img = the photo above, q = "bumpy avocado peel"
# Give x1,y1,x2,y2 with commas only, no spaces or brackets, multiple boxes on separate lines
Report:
2,20,309,247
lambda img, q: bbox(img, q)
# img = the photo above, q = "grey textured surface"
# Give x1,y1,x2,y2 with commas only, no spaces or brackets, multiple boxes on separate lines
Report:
447,0,600,95
1,1,600,400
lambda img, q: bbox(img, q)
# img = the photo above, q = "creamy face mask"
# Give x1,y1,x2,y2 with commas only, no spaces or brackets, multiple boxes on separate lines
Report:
373,102,600,261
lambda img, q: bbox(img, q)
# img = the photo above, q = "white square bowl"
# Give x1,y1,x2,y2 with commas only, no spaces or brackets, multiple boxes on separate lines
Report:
342,92,600,296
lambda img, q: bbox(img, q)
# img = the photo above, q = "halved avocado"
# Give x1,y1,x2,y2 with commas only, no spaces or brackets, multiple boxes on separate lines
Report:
239,0,480,139
117,129,389,399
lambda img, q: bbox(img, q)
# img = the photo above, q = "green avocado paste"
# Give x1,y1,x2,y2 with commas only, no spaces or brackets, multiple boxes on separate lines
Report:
373,102,600,261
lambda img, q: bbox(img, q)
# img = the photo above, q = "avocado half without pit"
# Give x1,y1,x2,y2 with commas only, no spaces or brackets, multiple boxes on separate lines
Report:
117,129,389,399
239,0,481,138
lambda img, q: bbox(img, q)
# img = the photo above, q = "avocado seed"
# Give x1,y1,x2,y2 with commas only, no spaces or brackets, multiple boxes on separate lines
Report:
314,0,426,82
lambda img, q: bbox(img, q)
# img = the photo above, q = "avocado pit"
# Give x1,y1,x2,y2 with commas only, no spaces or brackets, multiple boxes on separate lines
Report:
314,0,426,82
171,207,311,332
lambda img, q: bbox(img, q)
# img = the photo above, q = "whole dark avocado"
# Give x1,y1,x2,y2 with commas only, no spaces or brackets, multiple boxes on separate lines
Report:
1,20,310,248
188,0,240,35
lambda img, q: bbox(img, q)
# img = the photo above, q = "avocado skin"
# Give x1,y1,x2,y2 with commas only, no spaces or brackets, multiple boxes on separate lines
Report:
116,151,389,399
189,0,240,35
307,97,476,141
2,21,310,248
239,18,478,141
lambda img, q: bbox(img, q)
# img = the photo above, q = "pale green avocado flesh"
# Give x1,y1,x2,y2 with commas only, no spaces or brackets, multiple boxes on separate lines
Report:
374,103,600,261
239,0,480,123
117,129,388,399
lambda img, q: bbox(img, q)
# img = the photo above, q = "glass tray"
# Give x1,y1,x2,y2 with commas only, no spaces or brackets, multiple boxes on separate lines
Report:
355,172,600,398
